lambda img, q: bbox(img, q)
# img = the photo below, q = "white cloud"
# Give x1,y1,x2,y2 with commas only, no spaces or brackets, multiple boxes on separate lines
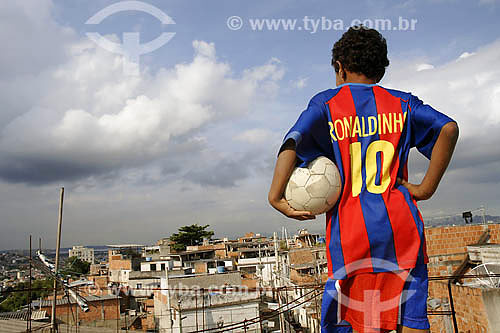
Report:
294,77,308,89
234,128,277,144
384,39,500,215
0,0,74,77
416,63,434,71
384,40,500,139
0,36,284,183
457,52,476,61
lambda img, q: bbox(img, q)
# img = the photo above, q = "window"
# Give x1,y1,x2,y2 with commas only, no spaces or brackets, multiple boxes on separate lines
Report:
150,264,157,271
161,263,166,271
137,283,142,289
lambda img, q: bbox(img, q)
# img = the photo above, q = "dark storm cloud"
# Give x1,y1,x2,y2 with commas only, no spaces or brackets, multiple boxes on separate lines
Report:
0,156,105,184
184,157,251,188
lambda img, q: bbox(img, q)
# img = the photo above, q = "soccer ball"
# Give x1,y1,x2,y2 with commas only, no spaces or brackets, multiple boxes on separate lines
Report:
285,156,342,215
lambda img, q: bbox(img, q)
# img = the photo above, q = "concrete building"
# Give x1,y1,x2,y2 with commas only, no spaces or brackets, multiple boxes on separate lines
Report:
140,259,173,272
294,229,322,248
69,246,95,264
69,245,95,264
107,245,142,284
154,271,262,332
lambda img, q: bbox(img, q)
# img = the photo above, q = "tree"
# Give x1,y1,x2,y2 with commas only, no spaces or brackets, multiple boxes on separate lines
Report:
170,224,214,251
0,278,53,312
61,256,90,277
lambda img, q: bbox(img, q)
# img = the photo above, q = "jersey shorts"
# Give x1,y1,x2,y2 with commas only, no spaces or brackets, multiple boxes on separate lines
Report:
320,264,429,332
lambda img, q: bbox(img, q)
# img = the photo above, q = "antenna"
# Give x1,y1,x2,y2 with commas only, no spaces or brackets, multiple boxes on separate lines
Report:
462,263,500,288
462,211,473,224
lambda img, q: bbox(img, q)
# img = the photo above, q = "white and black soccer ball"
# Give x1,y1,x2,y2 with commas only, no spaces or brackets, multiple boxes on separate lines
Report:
284,156,342,215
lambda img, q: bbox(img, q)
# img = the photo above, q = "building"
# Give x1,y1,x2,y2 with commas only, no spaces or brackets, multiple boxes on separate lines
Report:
107,245,142,284
425,222,500,332
279,239,327,333
32,294,121,328
69,246,95,264
154,271,262,332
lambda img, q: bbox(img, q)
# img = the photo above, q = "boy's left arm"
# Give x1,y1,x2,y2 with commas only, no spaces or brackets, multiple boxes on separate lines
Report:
399,121,459,200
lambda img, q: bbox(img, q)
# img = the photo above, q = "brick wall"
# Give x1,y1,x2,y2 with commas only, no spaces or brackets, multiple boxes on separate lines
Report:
425,223,500,277
428,281,490,332
42,298,119,325
109,258,132,271
194,261,208,274
424,223,500,332
289,248,314,265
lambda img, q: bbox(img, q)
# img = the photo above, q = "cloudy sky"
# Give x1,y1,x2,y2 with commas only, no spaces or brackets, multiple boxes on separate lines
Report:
1,0,499,250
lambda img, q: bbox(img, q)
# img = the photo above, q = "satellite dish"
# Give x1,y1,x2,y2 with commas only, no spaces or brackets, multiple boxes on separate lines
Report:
462,263,500,288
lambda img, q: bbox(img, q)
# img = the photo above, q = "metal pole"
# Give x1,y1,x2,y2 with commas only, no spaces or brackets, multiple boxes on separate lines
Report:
285,284,291,332
116,293,119,333
259,307,264,333
178,300,183,333
274,232,284,333
76,296,78,333
195,291,199,332
447,280,459,333
164,268,172,333
28,235,32,333
51,187,64,332
202,288,205,331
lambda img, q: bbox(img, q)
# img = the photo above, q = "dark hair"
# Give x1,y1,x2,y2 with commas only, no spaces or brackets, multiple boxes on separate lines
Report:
331,26,389,82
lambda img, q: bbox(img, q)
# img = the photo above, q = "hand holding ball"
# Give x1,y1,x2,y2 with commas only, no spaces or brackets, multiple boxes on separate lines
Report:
285,156,341,215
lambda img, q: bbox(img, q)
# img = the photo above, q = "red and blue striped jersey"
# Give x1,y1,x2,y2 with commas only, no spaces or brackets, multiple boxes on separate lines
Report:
283,83,454,279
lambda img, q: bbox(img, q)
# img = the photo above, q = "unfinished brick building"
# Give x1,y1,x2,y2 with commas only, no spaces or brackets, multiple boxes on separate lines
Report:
425,222,500,332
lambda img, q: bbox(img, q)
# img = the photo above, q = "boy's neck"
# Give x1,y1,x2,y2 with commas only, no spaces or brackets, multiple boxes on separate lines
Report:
344,72,377,85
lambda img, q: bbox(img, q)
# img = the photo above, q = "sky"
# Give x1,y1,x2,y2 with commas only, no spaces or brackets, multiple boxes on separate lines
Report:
1,0,500,250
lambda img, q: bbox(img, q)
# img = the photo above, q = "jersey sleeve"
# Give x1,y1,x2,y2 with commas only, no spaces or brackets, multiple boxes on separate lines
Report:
280,98,332,167
409,94,455,159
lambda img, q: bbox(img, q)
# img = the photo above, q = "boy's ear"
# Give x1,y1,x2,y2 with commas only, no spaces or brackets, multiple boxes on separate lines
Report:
335,61,343,72
335,61,347,81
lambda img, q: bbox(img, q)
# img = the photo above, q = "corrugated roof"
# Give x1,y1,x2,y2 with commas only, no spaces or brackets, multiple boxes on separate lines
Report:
31,294,120,308
0,319,119,333
0,310,47,321
169,271,243,288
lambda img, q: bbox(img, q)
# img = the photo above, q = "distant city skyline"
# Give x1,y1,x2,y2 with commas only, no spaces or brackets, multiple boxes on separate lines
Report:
1,0,500,249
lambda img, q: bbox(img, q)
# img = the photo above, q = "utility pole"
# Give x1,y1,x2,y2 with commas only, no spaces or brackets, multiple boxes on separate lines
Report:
27,235,32,333
274,232,284,333
258,243,263,289
178,299,183,333
164,267,173,332
51,187,64,332
284,228,288,248
481,205,487,224
311,249,323,332
76,297,79,333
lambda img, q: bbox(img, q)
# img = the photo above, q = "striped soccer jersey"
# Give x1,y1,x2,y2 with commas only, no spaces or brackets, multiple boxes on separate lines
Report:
283,83,454,280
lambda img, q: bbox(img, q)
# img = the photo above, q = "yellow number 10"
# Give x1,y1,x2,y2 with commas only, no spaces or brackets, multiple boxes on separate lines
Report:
349,140,395,197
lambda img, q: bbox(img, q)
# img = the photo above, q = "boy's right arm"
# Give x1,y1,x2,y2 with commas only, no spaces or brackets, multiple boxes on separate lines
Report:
399,121,459,201
268,139,316,221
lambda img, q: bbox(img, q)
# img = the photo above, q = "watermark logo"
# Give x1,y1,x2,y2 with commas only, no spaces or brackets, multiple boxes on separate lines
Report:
227,16,418,33
227,16,243,30
85,1,176,76
326,259,418,329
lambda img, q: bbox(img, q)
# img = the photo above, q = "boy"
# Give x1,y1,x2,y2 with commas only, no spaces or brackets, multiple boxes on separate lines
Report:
268,26,458,332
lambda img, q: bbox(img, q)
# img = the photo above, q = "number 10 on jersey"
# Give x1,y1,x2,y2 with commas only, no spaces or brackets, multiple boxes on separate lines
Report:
349,140,395,197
